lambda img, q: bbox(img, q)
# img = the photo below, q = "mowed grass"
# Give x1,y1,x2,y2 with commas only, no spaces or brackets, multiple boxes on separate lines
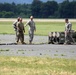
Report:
0,56,76,75
0,21,76,35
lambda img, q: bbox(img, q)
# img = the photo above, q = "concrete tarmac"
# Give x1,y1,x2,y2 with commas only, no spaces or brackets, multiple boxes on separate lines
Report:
0,35,76,59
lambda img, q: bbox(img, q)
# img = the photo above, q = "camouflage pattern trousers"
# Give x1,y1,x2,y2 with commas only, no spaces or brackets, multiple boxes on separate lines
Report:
16,31,24,43
29,30,34,43
65,32,74,44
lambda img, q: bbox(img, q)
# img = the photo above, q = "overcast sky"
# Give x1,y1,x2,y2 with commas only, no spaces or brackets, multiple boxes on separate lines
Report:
0,0,64,4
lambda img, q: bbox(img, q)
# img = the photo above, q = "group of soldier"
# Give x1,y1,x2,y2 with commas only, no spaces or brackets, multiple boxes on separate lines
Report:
13,16,75,45
13,16,36,44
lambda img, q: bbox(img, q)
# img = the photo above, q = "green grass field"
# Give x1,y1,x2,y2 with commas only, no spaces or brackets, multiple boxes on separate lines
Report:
0,56,76,75
0,21,76,35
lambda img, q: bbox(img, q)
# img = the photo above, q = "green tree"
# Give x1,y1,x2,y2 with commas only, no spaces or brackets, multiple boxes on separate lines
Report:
71,1,76,18
2,3,12,11
0,3,3,12
58,1,76,18
0,0,76,18
41,1,58,18
0,11,14,18
31,0,42,18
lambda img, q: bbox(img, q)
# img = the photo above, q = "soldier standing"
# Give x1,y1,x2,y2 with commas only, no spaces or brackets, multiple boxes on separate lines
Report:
25,16,36,44
13,17,20,41
16,18,25,44
64,18,74,44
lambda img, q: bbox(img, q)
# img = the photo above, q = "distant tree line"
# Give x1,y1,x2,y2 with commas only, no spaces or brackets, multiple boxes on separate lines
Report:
0,0,76,18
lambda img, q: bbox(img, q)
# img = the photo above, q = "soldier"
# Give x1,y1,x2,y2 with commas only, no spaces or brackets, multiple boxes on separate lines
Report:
13,17,20,41
25,16,36,44
16,18,25,44
64,18,74,44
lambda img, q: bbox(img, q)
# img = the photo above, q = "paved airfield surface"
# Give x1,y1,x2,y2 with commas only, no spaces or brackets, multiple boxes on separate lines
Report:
0,35,76,59
0,19,76,59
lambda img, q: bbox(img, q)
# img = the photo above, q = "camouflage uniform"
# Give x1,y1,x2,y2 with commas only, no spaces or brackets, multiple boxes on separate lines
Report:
25,19,36,44
13,21,18,38
16,21,25,44
13,17,20,41
65,22,74,44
